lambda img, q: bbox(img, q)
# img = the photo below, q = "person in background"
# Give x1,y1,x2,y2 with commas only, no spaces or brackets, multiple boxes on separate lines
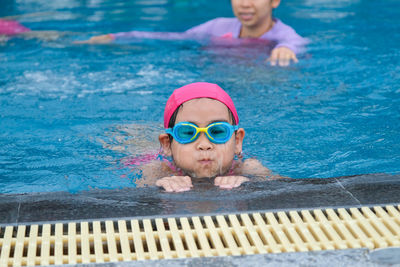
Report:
78,0,309,66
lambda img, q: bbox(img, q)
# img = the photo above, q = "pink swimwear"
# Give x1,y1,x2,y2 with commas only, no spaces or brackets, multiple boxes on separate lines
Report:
0,19,30,35
122,153,160,166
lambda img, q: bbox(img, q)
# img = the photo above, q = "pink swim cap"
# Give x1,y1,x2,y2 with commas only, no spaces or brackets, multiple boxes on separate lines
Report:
0,19,30,35
164,82,239,128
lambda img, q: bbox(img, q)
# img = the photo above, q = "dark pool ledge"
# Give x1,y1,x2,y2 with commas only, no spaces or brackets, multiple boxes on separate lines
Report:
1,173,400,225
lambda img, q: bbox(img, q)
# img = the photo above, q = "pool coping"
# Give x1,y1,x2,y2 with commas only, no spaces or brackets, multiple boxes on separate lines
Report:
1,173,400,224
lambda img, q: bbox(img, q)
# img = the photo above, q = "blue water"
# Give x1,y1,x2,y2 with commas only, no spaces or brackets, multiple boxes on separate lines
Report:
1,0,399,194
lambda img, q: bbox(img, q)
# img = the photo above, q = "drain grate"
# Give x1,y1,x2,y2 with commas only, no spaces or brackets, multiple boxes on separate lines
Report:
1,205,400,266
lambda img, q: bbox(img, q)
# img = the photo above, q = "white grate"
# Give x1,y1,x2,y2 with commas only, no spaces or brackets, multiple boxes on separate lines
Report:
1,205,400,266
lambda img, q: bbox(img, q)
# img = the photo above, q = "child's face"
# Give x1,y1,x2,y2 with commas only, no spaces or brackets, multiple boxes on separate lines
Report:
159,98,245,178
231,0,280,29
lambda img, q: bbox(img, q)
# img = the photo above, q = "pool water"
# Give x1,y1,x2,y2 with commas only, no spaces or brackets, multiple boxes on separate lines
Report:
1,0,399,194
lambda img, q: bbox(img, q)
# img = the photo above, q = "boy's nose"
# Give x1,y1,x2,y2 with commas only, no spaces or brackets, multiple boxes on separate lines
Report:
240,0,252,7
196,133,213,150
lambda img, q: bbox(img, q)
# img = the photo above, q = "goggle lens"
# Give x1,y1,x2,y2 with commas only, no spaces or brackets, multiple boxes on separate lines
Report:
208,124,229,140
176,125,196,140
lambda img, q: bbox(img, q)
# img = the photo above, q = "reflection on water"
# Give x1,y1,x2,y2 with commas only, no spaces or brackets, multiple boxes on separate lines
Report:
1,0,399,193
100,123,161,156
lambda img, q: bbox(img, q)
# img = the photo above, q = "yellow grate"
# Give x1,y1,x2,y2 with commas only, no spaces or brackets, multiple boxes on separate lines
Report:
1,205,400,266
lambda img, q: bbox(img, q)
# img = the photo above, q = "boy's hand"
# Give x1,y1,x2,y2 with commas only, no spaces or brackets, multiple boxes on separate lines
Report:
268,47,298,67
214,176,249,189
74,34,113,44
156,176,193,192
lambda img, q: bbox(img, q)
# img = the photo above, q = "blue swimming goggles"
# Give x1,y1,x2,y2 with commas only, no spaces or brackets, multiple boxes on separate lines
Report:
166,121,239,144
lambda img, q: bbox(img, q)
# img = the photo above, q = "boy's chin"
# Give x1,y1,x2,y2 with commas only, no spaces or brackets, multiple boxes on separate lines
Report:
178,163,233,178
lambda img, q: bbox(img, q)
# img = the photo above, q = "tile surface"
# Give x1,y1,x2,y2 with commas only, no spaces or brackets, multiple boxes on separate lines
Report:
0,173,399,224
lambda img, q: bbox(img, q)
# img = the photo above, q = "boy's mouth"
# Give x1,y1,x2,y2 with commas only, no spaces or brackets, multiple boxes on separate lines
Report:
239,12,255,21
198,158,213,164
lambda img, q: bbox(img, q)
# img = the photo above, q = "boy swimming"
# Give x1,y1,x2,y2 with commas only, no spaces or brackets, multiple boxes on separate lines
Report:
138,82,280,192
78,0,309,66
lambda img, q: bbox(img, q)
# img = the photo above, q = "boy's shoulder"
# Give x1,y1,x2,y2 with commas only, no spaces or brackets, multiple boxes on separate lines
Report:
186,17,240,36
261,18,309,45
270,18,296,33
206,17,241,29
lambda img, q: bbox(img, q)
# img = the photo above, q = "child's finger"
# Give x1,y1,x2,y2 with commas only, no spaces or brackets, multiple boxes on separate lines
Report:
182,176,193,188
214,176,224,187
279,52,298,66
234,176,249,187
156,177,184,192
163,176,188,192
155,179,164,187
217,176,230,186
156,176,192,192
214,176,229,186
268,50,279,66
226,177,241,188
215,176,249,189
292,54,299,63
171,182,190,192
278,53,291,67
161,181,174,192
215,176,235,189
174,178,191,191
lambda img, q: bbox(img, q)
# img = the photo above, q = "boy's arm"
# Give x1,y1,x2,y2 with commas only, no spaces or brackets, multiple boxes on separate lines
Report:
271,19,310,55
111,31,192,41
266,19,310,66
184,18,222,37
76,31,191,44
75,18,222,44
135,160,167,187
110,18,222,41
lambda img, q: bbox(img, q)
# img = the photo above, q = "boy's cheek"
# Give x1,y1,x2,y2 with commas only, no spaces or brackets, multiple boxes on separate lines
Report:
170,144,191,159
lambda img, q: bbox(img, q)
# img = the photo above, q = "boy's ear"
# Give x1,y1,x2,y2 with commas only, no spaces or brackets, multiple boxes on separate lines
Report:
234,128,245,155
159,133,172,156
271,0,281,9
